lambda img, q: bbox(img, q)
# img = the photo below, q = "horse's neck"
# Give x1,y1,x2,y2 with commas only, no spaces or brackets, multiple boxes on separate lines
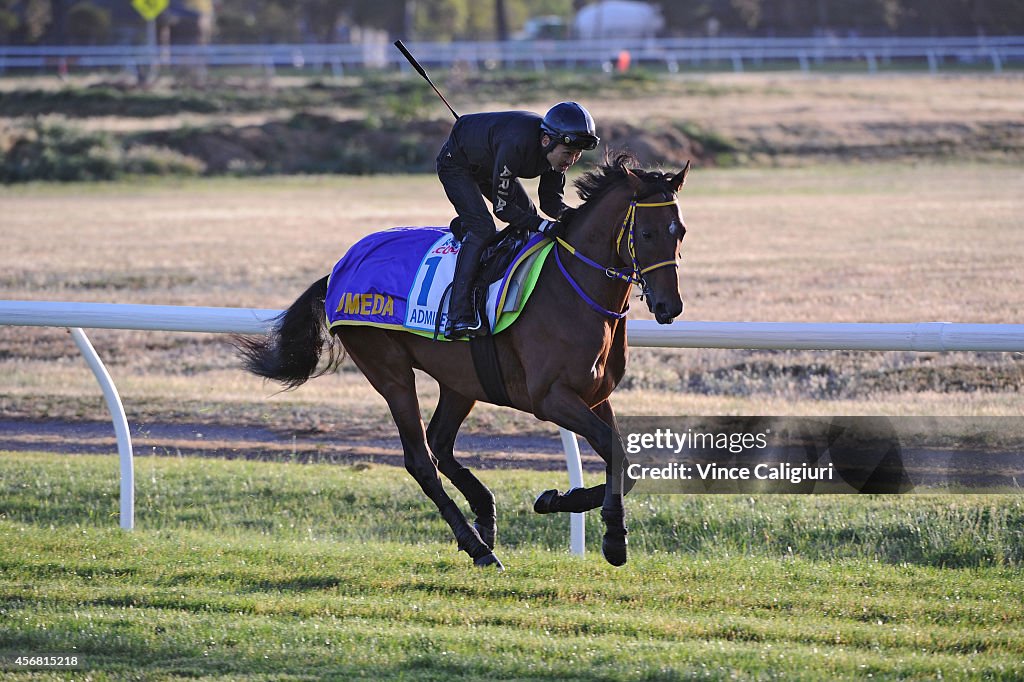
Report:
566,187,634,315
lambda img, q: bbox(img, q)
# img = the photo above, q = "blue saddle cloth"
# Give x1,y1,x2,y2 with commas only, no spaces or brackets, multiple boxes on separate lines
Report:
325,227,552,340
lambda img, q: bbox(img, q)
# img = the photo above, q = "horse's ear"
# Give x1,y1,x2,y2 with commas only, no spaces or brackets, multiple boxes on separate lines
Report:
670,160,691,192
624,167,646,194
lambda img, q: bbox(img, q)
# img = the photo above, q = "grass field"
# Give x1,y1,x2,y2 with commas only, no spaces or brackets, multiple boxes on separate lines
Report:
2,452,1023,680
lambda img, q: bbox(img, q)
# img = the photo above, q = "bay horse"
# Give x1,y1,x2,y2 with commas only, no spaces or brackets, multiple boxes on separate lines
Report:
236,153,690,569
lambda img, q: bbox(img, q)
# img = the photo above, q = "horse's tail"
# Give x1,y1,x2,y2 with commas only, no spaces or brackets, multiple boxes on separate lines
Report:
234,275,343,390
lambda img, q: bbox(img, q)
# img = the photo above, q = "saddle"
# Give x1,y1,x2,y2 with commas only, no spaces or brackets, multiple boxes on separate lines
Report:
451,218,532,333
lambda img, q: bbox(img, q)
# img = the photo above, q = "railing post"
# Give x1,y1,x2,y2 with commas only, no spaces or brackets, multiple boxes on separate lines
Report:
68,328,134,530
559,428,586,556
990,48,1003,73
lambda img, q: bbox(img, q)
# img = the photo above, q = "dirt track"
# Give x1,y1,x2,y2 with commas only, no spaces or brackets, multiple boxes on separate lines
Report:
6,417,1022,492
0,417,606,472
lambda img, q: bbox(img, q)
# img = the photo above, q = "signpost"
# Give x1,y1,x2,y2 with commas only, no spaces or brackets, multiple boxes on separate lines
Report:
131,0,168,83
132,0,169,21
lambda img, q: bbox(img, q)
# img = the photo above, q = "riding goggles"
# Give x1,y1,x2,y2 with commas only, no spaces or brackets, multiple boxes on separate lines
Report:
555,132,601,151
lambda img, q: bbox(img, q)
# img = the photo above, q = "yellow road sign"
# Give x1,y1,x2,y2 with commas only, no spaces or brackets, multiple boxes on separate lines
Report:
132,0,169,21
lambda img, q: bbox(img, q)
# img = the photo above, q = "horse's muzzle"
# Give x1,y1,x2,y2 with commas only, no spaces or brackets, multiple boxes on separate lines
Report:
652,298,684,325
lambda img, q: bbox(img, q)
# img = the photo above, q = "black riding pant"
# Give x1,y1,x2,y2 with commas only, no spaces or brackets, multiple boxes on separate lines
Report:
436,149,535,241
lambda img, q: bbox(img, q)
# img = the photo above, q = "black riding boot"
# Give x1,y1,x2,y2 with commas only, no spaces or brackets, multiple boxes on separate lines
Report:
445,234,487,340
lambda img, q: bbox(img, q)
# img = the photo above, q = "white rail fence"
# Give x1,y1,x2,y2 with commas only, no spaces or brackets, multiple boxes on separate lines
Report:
2,300,1023,555
2,36,1023,76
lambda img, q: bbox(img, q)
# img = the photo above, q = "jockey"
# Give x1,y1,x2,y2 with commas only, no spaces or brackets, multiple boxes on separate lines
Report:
437,101,600,340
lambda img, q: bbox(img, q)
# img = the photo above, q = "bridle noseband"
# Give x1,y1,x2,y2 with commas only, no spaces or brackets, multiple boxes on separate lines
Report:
553,195,680,319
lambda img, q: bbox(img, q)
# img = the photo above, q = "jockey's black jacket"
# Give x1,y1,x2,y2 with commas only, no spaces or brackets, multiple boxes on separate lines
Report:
439,111,568,232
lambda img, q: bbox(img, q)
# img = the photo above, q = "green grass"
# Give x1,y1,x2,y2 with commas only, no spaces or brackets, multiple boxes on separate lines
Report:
1,452,1023,679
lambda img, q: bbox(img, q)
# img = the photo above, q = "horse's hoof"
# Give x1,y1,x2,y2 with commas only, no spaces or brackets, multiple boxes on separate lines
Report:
474,520,496,550
473,552,504,571
533,489,560,514
601,535,628,567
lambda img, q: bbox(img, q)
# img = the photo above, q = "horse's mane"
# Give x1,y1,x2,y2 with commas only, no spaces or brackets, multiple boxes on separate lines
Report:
573,151,676,209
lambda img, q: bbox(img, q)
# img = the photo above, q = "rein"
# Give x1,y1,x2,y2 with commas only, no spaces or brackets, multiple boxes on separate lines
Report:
553,197,678,319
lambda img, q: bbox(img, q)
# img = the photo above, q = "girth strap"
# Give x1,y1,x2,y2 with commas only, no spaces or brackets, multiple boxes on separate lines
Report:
469,334,513,407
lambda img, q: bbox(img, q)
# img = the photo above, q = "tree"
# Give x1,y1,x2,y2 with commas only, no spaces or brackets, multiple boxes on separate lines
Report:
301,0,347,43
495,0,509,40
648,0,1024,36
1,0,54,44
0,1,19,42
217,0,1024,43
215,0,301,42
346,0,409,37
66,1,110,44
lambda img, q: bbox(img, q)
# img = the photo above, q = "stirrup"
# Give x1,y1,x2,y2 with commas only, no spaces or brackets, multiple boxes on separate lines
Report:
445,312,483,340
445,322,480,340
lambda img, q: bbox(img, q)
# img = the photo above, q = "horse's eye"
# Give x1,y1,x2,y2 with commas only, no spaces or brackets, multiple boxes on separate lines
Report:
640,230,653,240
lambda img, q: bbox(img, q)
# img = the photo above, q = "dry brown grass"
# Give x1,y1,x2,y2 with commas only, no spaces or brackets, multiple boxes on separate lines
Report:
2,161,1022,442
503,73,1024,164
0,176,439,307
683,163,1024,323
3,164,1021,319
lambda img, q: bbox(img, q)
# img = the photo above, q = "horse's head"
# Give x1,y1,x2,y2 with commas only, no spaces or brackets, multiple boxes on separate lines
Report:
621,161,689,324
563,154,690,324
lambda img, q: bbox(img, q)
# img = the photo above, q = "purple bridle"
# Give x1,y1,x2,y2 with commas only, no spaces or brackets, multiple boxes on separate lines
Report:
552,196,680,319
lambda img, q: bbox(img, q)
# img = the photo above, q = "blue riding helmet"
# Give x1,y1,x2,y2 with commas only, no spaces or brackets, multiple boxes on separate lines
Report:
541,102,600,151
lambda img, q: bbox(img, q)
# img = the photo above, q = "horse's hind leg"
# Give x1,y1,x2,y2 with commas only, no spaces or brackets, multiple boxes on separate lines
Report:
339,330,500,569
427,386,497,550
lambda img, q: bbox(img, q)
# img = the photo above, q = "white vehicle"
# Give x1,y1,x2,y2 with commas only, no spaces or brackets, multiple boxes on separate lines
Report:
574,0,665,40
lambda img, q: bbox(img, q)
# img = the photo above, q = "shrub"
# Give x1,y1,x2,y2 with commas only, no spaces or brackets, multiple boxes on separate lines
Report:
1,123,204,183
122,145,205,177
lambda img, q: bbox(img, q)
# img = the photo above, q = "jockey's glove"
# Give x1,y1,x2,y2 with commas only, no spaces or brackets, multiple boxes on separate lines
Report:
537,219,566,240
559,206,579,225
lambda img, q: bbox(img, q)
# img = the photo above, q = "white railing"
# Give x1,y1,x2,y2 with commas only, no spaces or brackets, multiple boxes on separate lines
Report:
1,36,1022,76
2,299,1023,554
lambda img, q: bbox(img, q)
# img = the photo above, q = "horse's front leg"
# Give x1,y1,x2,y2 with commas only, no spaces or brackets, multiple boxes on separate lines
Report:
534,400,636,514
535,390,630,566
589,399,632,567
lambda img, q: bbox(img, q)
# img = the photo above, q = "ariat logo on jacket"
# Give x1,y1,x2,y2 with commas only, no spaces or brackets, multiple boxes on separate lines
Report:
495,165,513,212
